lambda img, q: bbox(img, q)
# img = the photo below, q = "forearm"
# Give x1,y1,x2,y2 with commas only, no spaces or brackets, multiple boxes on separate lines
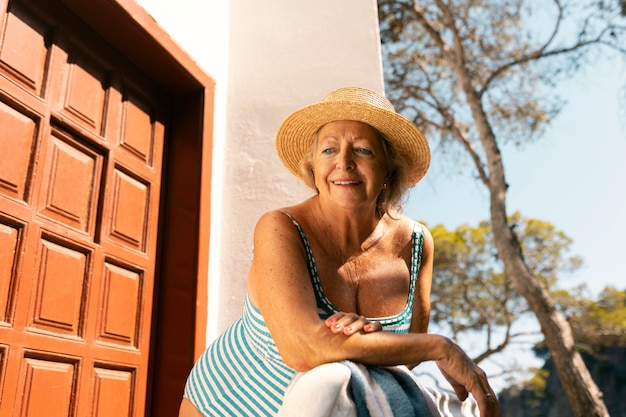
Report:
283,322,450,371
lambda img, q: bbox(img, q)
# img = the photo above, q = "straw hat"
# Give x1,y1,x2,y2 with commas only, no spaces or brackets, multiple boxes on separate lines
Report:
275,87,430,187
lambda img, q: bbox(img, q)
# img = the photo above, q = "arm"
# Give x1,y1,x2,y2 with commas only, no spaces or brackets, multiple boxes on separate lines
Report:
246,210,454,369
247,211,499,416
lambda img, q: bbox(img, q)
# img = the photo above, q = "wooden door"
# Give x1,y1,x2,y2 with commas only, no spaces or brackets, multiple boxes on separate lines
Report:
0,0,169,415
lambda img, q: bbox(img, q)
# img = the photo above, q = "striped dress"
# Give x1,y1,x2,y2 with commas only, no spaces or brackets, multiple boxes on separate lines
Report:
183,215,424,416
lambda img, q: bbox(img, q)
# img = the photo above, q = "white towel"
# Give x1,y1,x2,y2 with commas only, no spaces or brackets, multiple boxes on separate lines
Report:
277,362,357,417
278,361,474,417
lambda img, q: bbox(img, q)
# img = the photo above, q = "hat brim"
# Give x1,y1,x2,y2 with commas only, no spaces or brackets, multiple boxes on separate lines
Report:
276,101,430,187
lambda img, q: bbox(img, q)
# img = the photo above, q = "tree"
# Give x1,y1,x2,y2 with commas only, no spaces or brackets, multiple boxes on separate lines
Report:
429,213,582,365
505,287,626,416
378,1,625,415
554,285,626,349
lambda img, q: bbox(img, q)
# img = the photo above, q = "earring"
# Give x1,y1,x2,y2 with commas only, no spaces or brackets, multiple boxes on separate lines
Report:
382,183,388,189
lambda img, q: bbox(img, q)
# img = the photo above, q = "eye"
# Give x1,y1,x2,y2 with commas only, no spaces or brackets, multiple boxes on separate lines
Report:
355,147,374,156
321,147,336,155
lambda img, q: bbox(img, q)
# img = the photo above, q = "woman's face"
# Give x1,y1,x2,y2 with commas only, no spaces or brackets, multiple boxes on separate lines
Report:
312,120,388,211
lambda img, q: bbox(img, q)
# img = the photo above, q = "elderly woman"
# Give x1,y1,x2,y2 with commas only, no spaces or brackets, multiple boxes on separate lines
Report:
179,87,501,417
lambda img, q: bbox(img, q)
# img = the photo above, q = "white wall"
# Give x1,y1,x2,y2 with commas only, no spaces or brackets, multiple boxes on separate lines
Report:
135,0,385,342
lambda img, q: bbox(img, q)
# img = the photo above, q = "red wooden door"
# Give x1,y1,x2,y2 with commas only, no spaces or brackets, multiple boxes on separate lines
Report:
0,1,168,415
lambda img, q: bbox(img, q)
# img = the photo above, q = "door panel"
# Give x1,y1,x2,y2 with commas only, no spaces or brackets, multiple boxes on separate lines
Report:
91,367,133,417
36,129,103,235
0,101,37,202
16,355,77,417
28,236,91,337
0,1,167,415
0,0,48,97
98,261,142,348
0,214,22,326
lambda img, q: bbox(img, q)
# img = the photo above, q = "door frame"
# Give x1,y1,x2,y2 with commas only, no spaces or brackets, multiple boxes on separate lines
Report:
53,0,213,414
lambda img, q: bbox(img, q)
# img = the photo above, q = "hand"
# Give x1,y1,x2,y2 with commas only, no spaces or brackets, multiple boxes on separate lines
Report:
324,312,382,336
435,338,501,417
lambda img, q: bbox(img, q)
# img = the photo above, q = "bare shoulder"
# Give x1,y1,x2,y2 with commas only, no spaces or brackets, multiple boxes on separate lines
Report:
251,208,310,262
392,213,434,253
254,209,297,239
389,213,428,234
247,208,315,310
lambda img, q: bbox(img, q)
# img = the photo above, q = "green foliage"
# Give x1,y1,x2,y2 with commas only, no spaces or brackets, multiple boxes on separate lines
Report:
432,212,626,355
523,368,550,396
429,212,626,374
504,367,551,416
553,286,626,348
429,212,582,361
378,0,625,407
510,212,583,287
430,221,512,332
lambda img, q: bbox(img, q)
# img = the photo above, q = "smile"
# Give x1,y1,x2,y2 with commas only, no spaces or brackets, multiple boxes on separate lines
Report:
332,180,361,185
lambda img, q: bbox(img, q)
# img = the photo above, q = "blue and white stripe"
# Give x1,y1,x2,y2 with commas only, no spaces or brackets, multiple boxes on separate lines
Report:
183,216,425,416
288,214,424,333
184,298,296,416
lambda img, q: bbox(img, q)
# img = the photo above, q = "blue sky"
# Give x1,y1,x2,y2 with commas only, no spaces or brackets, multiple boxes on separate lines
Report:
403,57,626,393
138,0,622,392
139,0,624,297
406,57,626,297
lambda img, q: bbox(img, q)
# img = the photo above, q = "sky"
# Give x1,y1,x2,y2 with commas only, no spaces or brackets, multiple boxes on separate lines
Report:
404,53,626,392
406,57,626,297
137,0,626,298
137,0,625,394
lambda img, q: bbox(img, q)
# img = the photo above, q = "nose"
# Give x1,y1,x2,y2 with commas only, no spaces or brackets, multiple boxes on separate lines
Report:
336,148,355,170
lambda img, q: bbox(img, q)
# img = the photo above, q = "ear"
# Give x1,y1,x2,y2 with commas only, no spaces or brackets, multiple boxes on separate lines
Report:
311,168,320,193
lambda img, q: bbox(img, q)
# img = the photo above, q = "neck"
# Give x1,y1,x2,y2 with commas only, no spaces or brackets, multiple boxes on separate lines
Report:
311,196,383,255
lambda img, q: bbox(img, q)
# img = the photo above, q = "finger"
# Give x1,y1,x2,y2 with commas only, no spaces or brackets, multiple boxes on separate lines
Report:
339,314,382,334
436,363,469,401
472,384,500,417
326,313,381,335
329,313,361,333
326,312,353,333
325,312,345,328
342,315,368,335
448,379,468,402
363,321,382,333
